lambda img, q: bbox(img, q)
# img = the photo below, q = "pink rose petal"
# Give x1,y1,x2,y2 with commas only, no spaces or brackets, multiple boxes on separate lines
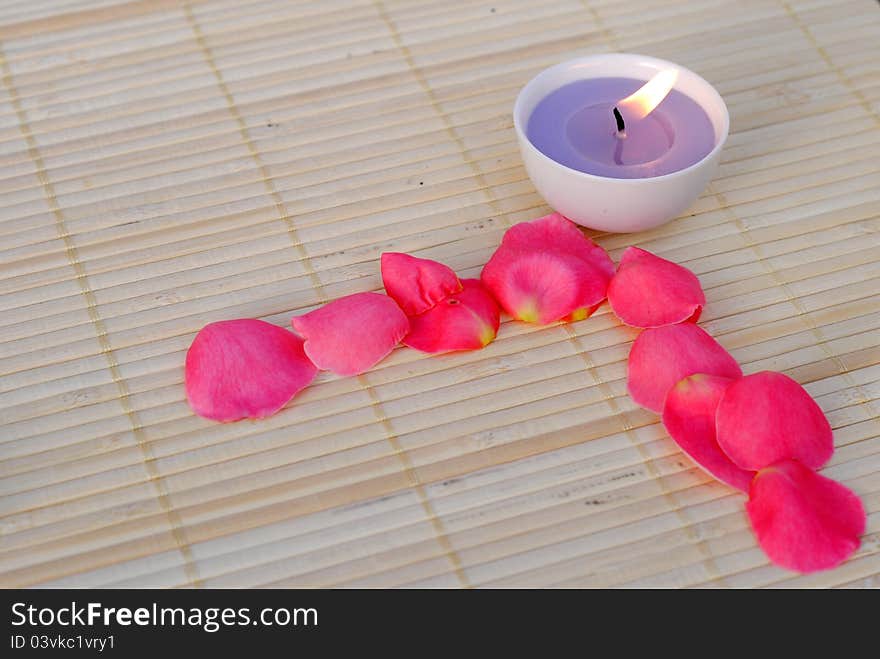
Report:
716,371,834,471
501,212,615,278
185,319,317,422
404,278,500,353
628,324,742,413
481,214,614,324
662,374,754,492
747,459,865,573
481,248,604,324
291,292,409,376
381,252,462,316
608,246,706,328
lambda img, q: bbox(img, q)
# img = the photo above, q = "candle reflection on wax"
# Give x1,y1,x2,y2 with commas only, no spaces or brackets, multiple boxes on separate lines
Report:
526,71,715,179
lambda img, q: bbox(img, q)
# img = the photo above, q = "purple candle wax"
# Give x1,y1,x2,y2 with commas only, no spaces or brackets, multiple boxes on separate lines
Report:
526,77,715,179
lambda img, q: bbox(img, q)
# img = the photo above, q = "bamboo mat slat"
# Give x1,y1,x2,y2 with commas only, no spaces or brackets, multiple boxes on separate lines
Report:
0,0,878,588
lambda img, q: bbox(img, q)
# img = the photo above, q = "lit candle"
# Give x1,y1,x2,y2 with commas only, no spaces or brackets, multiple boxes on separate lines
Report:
527,69,715,178
514,54,729,232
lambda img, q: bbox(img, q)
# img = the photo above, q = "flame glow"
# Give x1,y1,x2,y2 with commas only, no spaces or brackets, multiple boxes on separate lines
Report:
617,69,679,121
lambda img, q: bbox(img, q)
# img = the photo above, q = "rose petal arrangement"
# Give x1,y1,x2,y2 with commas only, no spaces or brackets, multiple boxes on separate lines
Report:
617,247,863,573
184,212,865,574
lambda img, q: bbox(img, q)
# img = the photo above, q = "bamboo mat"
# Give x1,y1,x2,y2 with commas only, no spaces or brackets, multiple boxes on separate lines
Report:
0,0,878,589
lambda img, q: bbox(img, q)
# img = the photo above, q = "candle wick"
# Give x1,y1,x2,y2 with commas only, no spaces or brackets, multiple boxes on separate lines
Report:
612,106,626,138
613,136,625,165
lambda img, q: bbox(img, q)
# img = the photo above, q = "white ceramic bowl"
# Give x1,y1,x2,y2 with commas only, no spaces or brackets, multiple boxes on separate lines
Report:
513,53,729,233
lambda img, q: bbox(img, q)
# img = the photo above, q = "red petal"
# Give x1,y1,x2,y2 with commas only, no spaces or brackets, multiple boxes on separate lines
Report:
662,374,754,492
381,252,462,315
627,324,742,413
291,292,409,376
608,246,706,328
502,212,615,279
404,279,500,353
481,213,614,324
747,460,865,573
716,371,834,471
563,302,602,323
481,247,609,324
185,319,317,422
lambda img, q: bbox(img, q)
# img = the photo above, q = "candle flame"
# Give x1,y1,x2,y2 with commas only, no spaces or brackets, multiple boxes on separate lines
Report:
617,69,679,121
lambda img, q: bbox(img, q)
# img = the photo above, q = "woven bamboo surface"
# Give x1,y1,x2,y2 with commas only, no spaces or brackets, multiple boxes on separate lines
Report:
0,0,878,589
